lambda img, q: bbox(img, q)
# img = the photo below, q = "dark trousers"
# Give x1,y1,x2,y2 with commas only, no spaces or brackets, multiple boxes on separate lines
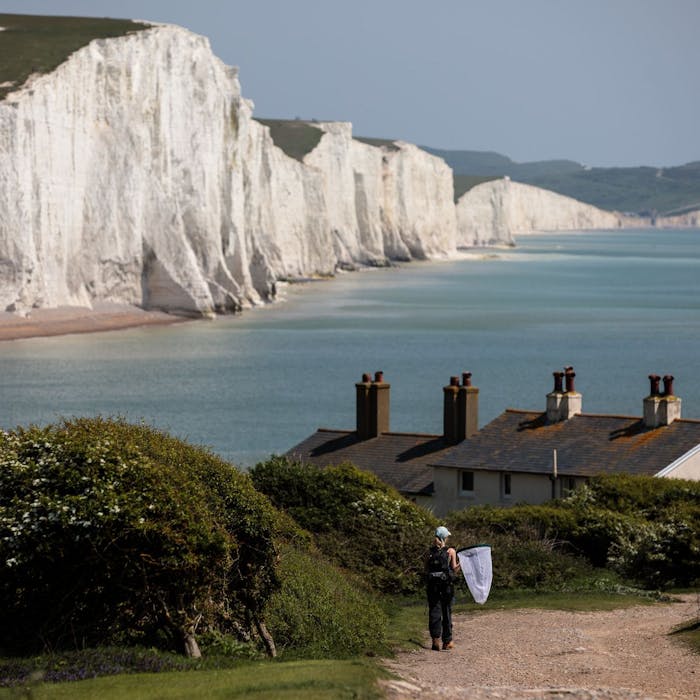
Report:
427,583,453,643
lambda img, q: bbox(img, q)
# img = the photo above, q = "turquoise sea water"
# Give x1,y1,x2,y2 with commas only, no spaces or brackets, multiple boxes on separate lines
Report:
0,228,698,467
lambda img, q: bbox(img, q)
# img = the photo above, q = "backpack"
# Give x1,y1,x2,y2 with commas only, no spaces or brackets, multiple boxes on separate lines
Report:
426,544,454,586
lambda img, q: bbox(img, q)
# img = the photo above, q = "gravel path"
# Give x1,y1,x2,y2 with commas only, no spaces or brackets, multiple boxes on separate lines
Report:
381,593,700,700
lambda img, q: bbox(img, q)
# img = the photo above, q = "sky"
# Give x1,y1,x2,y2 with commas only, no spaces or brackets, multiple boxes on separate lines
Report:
1,0,698,168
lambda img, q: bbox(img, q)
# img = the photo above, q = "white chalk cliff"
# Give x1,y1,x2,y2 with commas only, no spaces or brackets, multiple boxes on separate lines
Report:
0,23,458,317
455,178,646,247
0,22,663,318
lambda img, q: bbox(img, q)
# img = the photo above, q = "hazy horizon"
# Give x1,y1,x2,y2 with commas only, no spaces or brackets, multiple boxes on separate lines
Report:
1,0,698,169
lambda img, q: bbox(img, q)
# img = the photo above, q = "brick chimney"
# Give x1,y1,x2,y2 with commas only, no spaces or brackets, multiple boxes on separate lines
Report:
444,372,479,444
458,372,479,440
546,371,565,423
443,376,460,445
561,366,582,419
356,371,390,439
546,367,581,423
356,373,372,438
643,373,681,428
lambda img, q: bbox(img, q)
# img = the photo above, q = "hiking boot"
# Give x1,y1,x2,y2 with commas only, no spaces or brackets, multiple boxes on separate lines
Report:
442,640,454,650
431,638,441,651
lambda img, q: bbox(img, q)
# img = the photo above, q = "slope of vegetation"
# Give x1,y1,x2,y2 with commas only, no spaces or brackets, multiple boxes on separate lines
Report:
354,135,401,151
254,118,324,162
250,457,436,595
1,425,696,692
447,474,700,590
424,146,700,215
0,418,281,657
0,13,150,100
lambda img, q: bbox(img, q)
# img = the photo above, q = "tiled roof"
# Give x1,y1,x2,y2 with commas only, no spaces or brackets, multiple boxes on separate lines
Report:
285,428,453,495
433,409,700,477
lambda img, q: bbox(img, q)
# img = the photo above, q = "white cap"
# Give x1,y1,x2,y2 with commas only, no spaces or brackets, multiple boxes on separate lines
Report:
435,526,451,541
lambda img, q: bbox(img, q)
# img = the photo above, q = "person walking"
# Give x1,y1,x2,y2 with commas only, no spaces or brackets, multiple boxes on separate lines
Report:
425,525,460,651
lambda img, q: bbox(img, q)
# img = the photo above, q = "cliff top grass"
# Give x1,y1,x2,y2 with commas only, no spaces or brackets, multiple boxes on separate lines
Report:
454,174,501,201
254,118,324,162
0,13,150,100
354,136,401,152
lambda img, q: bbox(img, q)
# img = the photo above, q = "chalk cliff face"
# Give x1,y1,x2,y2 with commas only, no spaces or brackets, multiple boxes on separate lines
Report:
655,210,700,227
0,23,457,316
1,22,679,318
455,178,646,246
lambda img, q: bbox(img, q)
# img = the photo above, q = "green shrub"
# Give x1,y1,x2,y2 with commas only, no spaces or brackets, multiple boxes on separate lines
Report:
607,515,700,588
250,457,437,594
447,515,596,591
565,474,700,519
0,418,281,656
449,475,700,590
265,547,388,658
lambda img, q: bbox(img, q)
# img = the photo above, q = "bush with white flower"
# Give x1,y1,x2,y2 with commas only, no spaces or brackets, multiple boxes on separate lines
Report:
0,418,280,657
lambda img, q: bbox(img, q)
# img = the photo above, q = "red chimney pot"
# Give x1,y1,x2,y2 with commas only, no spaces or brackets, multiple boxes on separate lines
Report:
663,375,675,396
648,374,661,396
362,373,371,383
374,371,384,383
462,372,472,387
552,371,564,393
564,367,576,393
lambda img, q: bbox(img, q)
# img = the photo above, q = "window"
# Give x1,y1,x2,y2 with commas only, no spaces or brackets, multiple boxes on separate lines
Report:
460,470,474,493
502,473,512,499
563,477,576,495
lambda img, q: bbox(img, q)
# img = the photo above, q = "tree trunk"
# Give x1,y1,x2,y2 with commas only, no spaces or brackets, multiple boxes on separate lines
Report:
254,617,277,658
183,630,202,658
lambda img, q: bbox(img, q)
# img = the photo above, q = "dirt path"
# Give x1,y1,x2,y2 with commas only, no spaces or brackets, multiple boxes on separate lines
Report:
381,594,700,700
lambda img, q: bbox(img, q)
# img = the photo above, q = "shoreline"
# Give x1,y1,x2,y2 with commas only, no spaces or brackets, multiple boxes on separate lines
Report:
0,304,194,342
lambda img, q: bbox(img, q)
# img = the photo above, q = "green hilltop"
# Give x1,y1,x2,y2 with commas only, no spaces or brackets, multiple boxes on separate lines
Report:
0,13,150,100
424,146,700,216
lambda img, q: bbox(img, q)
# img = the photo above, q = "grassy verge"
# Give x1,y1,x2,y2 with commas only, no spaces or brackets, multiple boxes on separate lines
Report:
672,622,700,654
453,174,501,200
670,591,700,654
0,13,150,100
0,659,386,700
0,590,688,698
254,119,324,162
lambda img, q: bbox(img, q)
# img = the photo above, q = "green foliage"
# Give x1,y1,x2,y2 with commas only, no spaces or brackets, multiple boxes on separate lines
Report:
265,547,388,658
250,457,437,594
453,174,502,201
353,136,401,152
0,13,150,100
425,146,700,215
0,417,280,655
254,119,324,162
449,474,700,590
448,512,596,591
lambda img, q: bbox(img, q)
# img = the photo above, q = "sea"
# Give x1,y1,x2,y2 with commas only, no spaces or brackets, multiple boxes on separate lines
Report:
0,227,698,468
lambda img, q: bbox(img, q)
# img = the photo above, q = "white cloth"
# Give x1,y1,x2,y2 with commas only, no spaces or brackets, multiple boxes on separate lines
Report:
457,545,492,604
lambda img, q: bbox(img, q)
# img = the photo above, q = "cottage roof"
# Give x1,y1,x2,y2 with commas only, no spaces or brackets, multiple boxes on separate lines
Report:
432,409,700,477
285,428,447,495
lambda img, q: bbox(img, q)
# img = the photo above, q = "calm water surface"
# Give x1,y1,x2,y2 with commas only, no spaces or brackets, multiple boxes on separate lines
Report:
0,228,698,467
